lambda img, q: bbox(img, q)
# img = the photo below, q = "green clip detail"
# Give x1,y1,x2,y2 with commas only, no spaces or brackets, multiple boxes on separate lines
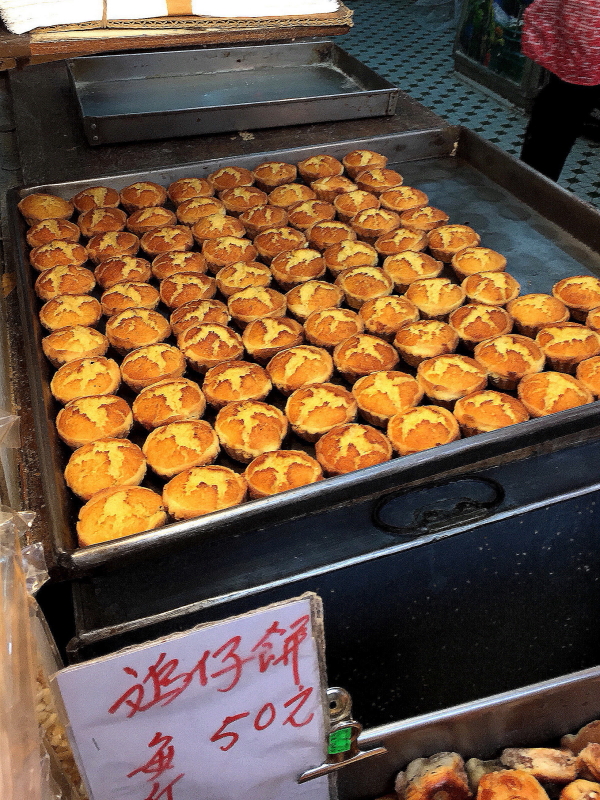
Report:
328,727,352,755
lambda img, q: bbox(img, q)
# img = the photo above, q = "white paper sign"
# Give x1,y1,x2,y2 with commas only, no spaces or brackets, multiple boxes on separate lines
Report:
52,595,329,800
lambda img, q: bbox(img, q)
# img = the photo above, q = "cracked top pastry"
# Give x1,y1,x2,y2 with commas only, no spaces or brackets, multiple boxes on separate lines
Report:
405,277,466,319
576,355,600,398
462,270,521,306
267,345,334,395
178,322,244,373
100,280,160,316
56,394,133,449
87,231,140,264
30,240,88,272
39,294,101,331
142,419,220,478
94,256,152,289
304,307,364,349
253,226,307,263
285,279,344,321
379,186,429,213
417,354,488,405
271,248,326,291
383,251,443,291
167,177,214,205
239,204,289,238
26,218,80,248
285,382,357,441
126,206,176,236
454,389,530,436
359,295,420,340
202,360,272,409
323,240,379,276
387,405,460,455
507,293,570,337
214,399,288,463
42,325,108,368
252,161,297,192
105,308,171,354
352,370,423,427
449,303,513,348
151,251,208,280
351,207,401,243
307,220,356,251
400,205,450,233
191,214,246,244
76,485,166,546
120,343,186,392
78,207,127,238
18,192,74,224
428,224,481,261
120,181,167,213
132,377,206,430
394,319,459,366
140,225,194,256
473,333,545,390
268,183,316,209
159,272,216,309
333,189,380,224
176,196,225,225
207,165,254,191
518,371,594,417
227,286,287,327
163,465,247,520
553,275,600,320
374,227,428,257
354,167,403,194
64,438,146,501
342,149,388,178
333,333,399,382
202,236,258,274
297,154,344,182
71,186,120,213
219,186,268,217
310,175,357,202
50,356,120,404
216,261,272,298
451,246,507,279
315,422,392,475
335,265,394,309
244,450,323,498
288,199,336,231
170,299,230,336
535,322,600,373
242,317,304,363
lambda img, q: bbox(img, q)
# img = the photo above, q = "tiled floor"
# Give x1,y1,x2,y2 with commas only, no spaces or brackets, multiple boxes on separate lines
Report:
340,0,600,206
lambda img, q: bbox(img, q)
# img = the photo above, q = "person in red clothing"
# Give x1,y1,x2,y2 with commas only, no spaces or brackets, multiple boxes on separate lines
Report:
520,0,600,181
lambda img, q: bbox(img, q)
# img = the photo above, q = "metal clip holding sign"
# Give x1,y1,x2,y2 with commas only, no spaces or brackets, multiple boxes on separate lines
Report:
297,687,387,784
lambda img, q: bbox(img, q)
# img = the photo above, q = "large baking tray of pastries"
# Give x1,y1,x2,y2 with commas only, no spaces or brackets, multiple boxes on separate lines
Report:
8,127,600,577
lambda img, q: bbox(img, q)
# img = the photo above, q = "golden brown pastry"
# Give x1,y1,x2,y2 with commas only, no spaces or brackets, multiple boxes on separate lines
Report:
417,354,488,406
578,746,600,782
355,167,403,194
473,334,545,390
56,394,133,449
462,271,521,306
333,333,399,382
285,383,357,441
451,246,507,280
536,322,600,373
333,189,381,224
242,317,304,363
140,225,194,257
29,240,88,272
178,322,244,373
100,281,160,316
559,779,600,800
394,319,459,367
359,295,420,340
342,149,388,178
507,293,570,337
216,261,272,298
143,419,220,478
126,206,176,236
94,256,152,289
335,265,394,309
374,227,429,257
383,251,443,292
586,307,600,334
120,343,186,392
26,218,80,248
202,360,272,408
267,345,334,395
352,370,423,427
252,161,297,192
119,181,167,213
287,199,336,231
78,207,127,238
219,186,267,217
304,307,364,349
151,251,208,281
406,277,466,319
50,356,120,404
64,438,146,500
202,236,258,274
76,486,166,547
268,183,316,209
253,226,307,264
307,220,356,251
379,186,429,213
449,303,513,349
245,450,323,498
214,399,288,463
297,154,344,182
39,294,102,331
42,326,108,368
238,204,289,238
388,405,461,456
167,177,214,205
191,214,246,245
159,272,216,309
163,465,247,520
315,422,392,475
576,356,600,397
553,275,600,321
286,280,344,321
18,193,74,225
454,390,530,436
310,175,357,201
500,749,578,783
395,752,470,800
270,248,326,291
176,196,226,225
35,264,95,302
428,225,481,262
87,231,140,264
351,207,401,243
227,286,287,328
105,308,171,354
207,165,254,191
400,206,450,233
476,769,551,800
71,186,120,213
132,377,206,430
170,299,230,336
518,372,593,417
323,240,379,276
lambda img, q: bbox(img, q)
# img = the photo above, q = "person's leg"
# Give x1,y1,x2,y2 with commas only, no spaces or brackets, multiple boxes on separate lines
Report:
521,74,600,181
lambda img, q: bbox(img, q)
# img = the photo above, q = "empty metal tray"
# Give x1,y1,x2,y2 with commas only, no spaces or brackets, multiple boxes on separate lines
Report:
66,41,399,145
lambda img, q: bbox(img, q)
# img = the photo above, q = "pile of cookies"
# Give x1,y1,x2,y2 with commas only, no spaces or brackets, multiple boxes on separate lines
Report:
17,149,600,546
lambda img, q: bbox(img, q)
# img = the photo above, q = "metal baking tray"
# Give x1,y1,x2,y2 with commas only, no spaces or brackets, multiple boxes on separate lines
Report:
338,665,600,799
8,127,600,580
66,41,399,146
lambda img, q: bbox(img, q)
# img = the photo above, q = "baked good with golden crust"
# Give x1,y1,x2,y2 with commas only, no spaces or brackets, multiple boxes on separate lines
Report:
120,343,186,392
396,753,470,800
202,236,258,274
167,177,214,205
576,356,600,397
449,303,513,349
143,419,220,478
76,485,166,547
406,277,466,319
191,214,246,244
71,186,120,213
176,196,226,225
100,281,160,316
78,208,127,238
333,189,381,223
125,207,176,236
268,183,316,209
170,299,230,336
253,226,307,263
454,390,530,436
311,175,357,202
560,780,600,800
214,399,288,463
518,372,593,417
219,186,267,216
333,333,399,382
163,465,247,520
451,246,507,280
578,746,600,782
375,227,429,257
297,154,344,182
140,225,194,257
132,377,206,430
27,219,81,248
216,261,272,298
202,360,272,408
383,251,443,292
352,370,423,427
239,204,289,238
315,422,392,475
394,319,459,367
476,769,551,800
271,248,326,291
399,206,450,233
304,307,364,349
120,181,167,213
151,251,208,280
351,207,401,243
428,225,481,262
507,293,570,338
56,394,133,449
473,334,545,390
252,161,297,192
552,275,600,321
50,356,120,404
288,199,336,231
535,322,600,373
342,149,388,178
335,265,393,309
42,326,108,368
18,193,74,225
178,322,244,373
388,405,460,456
227,286,287,328
462,271,521,306
267,345,334,394
207,165,254,191
39,294,102,331
379,186,429,213
87,231,140,264
159,272,216,309
30,240,88,272
355,167,403,194
307,220,356,251
245,450,323,498
285,383,357,441
586,307,600,334
105,308,171,354
359,295,420,340
500,749,578,783
94,256,152,289
417,354,487,406
242,317,304,363
323,240,379,276
64,438,146,500
285,280,343,322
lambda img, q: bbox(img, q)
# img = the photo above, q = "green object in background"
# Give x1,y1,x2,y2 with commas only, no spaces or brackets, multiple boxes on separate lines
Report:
328,727,352,754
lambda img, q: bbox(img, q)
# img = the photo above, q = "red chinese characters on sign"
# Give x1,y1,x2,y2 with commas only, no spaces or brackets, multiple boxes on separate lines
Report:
128,732,184,800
